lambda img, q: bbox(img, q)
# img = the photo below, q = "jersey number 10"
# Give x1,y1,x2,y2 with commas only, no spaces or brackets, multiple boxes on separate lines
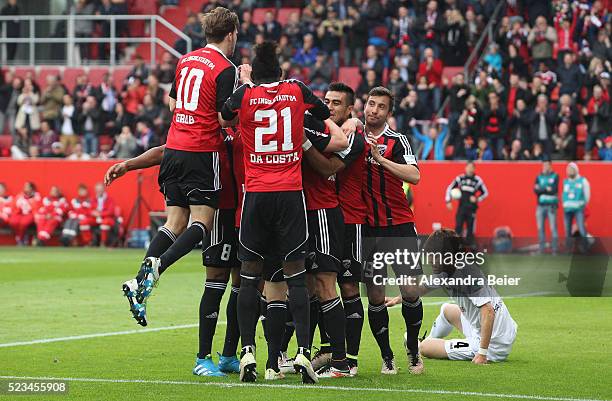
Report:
175,67,204,111
254,107,293,153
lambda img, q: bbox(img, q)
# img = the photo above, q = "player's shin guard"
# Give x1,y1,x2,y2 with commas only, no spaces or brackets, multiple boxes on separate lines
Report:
343,295,364,359
286,271,310,351
320,297,347,362
197,280,227,359
430,303,454,338
222,285,240,357
159,222,207,275
368,302,393,359
138,227,176,281
265,301,287,371
238,273,261,348
308,296,319,349
402,297,423,358
318,306,331,351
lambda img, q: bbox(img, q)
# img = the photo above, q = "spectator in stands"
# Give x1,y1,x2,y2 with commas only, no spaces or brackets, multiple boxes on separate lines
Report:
155,52,177,88
128,55,150,83
34,186,68,246
74,0,95,63
398,89,426,133
5,76,21,138
92,73,117,119
105,101,132,137
387,68,407,117
179,12,204,53
509,98,533,151
482,91,507,158
591,28,612,63
504,43,529,79
37,121,58,157
77,95,103,156
121,77,146,116
556,94,580,136
528,16,557,69
72,73,92,111
552,121,576,160
459,94,482,140
557,53,583,97
238,10,259,50
15,79,40,134
598,135,612,161
410,118,448,160
317,7,343,67
0,0,20,61
361,45,384,83
309,54,333,92
41,75,65,130
0,182,12,228
91,182,117,247
416,75,433,113
415,0,443,55
505,73,528,116
9,181,40,246
113,125,138,159
530,94,556,157
135,120,159,154
292,33,318,67
483,43,502,75
61,183,92,246
277,35,294,64
68,143,91,160
394,43,418,84
441,8,468,67
562,162,589,241
49,142,66,158
11,127,30,159
356,69,379,102
417,47,443,110
136,93,160,124
584,84,610,158
534,157,559,254
476,137,493,160
447,73,469,132
392,6,414,48
503,138,527,161
95,0,113,60
0,71,10,135
531,142,546,161
261,9,281,41
344,5,369,67
59,94,77,152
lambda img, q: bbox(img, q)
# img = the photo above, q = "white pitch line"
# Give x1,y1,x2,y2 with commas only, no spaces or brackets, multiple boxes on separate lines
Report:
0,376,608,401
0,322,224,348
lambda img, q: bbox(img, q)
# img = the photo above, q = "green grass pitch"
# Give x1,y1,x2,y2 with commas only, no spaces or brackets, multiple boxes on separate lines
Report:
0,247,610,401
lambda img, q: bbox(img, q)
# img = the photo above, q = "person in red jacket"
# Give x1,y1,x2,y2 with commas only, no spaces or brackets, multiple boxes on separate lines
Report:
9,182,41,245
34,186,68,245
61,184,93,246
417,47,443,110
0,182,12,227
91,182,116,247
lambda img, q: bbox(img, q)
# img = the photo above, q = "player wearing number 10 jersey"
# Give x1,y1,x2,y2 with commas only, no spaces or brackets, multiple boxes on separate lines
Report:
220,41,344,384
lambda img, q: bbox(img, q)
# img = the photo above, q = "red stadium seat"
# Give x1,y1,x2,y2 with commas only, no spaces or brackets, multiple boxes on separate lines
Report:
252,8,275,25
442,66,463,86
38,67,62,91
0,135,12,156
89,67,110,86
112,66,132,89
12,67,36,80
277,8,300,25
63,67,85,93
576,123,588,143
338,67,361,91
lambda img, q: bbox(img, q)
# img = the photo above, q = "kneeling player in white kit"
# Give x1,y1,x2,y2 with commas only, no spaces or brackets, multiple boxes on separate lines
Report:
387,228,517,364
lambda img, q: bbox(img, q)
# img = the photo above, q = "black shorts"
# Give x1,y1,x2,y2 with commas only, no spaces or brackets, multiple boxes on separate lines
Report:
306,207,344,275
158,148,220,209
202,209,239,268
339,223,362,284
239,191,308,263
362,222,423,283
262,256,284,283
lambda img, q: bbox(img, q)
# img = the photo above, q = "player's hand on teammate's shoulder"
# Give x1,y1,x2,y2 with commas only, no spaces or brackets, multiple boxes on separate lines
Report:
384,296,401,307
472,353,488,365
104,162,128,187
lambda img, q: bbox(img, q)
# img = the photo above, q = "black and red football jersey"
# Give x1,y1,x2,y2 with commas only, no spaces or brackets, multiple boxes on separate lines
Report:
224,126,244,228
219,129,237,210
221,79,330,192
336,128,368,224
167,44,237,153
364,124,418,227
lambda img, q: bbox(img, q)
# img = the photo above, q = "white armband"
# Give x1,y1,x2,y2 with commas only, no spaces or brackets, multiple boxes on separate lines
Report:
302,139,313,151
477,347,488,356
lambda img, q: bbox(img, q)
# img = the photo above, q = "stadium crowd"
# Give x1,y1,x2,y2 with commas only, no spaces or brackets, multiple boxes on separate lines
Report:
0,181,122,246
0,0,611,162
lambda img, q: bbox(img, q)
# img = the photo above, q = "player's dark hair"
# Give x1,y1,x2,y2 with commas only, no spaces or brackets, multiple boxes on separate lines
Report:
328,82,355,106
423,228,466,274
251,41,281,84
200,7,239,43
367,86,395,113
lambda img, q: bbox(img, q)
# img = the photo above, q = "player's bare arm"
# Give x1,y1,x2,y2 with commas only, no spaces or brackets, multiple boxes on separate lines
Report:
323,118,349,152
367,134,420,184
474,302,495,365
303,147,345,177
104,146,165,186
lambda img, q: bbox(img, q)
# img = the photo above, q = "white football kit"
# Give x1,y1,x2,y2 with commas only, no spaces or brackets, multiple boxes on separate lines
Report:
442,267,518,361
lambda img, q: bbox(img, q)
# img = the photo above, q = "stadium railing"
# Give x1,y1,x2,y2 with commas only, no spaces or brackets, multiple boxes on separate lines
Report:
0,14,191,67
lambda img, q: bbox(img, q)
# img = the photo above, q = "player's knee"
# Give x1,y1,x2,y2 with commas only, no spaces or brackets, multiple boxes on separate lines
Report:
366,283,385,304
340,282,359,299
206,267,230,281
441,302,459,319
419,338,435,358
285,270,306,289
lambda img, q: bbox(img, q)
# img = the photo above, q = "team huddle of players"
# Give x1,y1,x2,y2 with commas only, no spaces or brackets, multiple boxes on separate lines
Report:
105,6,517,384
